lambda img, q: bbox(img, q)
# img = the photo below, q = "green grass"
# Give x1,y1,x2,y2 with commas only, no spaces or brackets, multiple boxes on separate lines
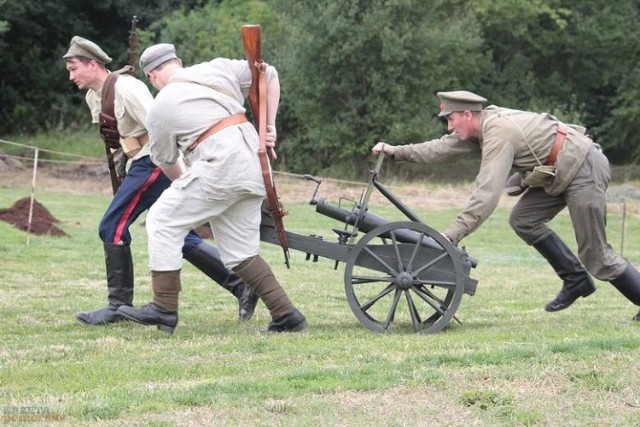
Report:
1,129,104,161
1,185,640,426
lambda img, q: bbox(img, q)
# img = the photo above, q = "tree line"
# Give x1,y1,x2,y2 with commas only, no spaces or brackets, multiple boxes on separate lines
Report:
1,0,639,178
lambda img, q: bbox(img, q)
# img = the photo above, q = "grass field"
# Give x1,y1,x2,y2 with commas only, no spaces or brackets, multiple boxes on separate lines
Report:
1,178,640,426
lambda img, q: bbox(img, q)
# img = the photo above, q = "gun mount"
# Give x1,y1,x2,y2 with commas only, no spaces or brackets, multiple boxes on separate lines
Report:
260,152,478,334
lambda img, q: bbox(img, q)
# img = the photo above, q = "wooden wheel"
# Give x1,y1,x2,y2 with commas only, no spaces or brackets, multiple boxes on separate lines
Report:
344,221,465,334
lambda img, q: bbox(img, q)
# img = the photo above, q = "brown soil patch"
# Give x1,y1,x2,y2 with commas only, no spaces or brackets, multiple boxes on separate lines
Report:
0,197,67,236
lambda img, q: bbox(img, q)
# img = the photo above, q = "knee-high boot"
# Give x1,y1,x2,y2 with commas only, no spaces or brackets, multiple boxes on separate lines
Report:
183,242,258,321
235,255,307,332
76,243,134,325
533,232,596,312
609,263,640,321
117,270,180,334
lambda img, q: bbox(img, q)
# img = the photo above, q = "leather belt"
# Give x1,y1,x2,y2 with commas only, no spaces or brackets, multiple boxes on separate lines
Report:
545,125,568,166
188,114,248,152
122,133,149,158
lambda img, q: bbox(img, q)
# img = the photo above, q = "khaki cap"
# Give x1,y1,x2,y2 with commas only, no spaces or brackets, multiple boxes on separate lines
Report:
140,43,177,74
63,36,112,64
437,90,487,117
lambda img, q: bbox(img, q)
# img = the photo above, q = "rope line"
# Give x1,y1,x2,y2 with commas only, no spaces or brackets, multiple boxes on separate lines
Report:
0,138,101,160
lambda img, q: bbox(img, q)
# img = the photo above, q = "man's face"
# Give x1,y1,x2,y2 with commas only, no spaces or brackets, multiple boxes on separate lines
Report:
445,111,476,140
146,70,161,90
65,57,98,90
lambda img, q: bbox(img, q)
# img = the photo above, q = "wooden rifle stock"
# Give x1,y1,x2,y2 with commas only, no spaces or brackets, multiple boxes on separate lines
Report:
242,25,261,131
241,24,290,268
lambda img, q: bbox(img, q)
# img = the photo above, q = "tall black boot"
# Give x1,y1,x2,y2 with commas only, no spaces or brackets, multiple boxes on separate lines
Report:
183,242,259,321
76,243,134,325
609,264,640,321
533,232,596,312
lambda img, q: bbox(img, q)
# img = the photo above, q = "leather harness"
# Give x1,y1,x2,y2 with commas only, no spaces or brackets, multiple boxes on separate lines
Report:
546,125,568,166
188,113,248,152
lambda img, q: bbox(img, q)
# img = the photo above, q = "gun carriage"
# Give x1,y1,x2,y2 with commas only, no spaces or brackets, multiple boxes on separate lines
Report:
260,153,479,334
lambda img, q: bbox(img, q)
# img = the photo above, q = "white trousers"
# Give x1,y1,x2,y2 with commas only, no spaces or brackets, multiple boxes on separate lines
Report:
147,177,262,271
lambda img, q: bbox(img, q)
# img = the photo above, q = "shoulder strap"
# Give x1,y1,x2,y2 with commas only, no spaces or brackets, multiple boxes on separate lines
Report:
486,110,544,166
101,73,119,118
100,66,135,119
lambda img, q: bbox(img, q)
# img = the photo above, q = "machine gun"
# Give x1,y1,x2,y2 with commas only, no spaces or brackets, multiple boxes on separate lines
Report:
260,152,479,334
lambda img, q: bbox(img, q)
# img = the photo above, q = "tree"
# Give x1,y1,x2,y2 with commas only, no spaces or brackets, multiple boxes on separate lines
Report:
141,0,282,64
473,0,640,161
271,0,492,177
0,0,202,135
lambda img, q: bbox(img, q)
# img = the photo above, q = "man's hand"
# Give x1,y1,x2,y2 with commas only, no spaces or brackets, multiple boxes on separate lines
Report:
372,141,396,156
505,172,526,196
266,124,277,147
162,158,186,181
266,124,277,160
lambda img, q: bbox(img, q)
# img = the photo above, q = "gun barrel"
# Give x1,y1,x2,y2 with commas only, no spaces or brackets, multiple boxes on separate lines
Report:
315,198,440,249
314,197,478,268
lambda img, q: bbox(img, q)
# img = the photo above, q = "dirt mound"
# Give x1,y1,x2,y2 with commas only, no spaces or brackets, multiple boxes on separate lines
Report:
0,197,67,236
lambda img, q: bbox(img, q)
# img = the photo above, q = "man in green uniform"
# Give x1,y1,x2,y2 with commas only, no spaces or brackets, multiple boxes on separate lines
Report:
372,90,640,322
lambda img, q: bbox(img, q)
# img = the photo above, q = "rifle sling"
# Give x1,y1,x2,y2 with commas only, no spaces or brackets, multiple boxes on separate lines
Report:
100,66,134,194
100,66,134,131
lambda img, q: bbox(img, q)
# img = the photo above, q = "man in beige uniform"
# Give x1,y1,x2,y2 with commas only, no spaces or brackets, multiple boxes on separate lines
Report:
116,43,307,334
372,91,640,322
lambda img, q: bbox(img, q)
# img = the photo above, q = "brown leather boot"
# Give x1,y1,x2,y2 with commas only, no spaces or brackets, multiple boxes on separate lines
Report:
235,255,307,332
118,270,180,334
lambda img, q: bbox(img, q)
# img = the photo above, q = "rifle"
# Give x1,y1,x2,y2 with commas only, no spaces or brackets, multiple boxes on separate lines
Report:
127,15,139,73
241,24,290,268
103,15,139,194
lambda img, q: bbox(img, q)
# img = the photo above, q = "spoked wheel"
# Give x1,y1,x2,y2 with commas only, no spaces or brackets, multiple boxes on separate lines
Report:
344,221,465,334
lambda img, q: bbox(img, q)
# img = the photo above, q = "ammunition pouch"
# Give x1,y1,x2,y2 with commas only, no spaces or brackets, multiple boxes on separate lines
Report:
99,112,121,150
522,165,556,188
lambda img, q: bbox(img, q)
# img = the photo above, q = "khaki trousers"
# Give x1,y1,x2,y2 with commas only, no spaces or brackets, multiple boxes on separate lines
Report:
509,145,627,280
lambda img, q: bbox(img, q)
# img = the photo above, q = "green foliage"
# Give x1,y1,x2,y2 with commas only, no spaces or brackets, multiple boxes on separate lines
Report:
596,63,640,161
473,0,572,106
272,0,492,177
474,0,640,161
0,0,200,134
2,0,640,178
146,0,282,64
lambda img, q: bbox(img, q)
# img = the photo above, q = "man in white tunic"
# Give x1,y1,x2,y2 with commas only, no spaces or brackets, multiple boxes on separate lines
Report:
118,43,307,334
